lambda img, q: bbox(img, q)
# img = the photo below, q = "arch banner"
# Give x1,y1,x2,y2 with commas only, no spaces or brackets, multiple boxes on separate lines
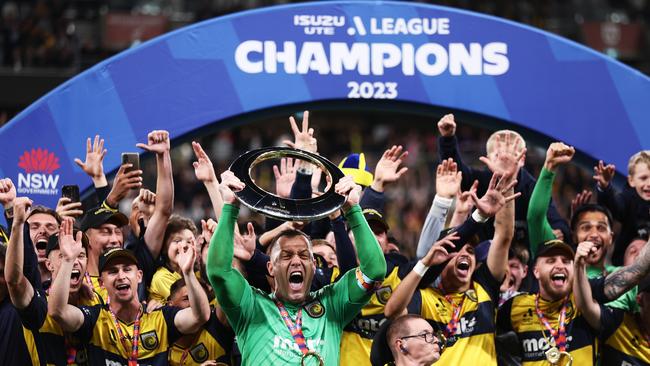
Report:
1,0,648,210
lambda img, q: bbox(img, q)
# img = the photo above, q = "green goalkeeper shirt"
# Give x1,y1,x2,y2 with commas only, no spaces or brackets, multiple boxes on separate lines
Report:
207,204,386,366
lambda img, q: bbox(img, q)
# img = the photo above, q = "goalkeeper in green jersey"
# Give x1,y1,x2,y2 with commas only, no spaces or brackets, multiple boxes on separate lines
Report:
207,171,386,366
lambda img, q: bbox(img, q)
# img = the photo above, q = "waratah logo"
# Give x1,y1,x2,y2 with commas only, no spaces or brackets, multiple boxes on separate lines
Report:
17,148,61,195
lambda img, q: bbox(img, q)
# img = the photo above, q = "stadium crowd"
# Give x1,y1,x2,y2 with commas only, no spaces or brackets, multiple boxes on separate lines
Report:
1,111,650,366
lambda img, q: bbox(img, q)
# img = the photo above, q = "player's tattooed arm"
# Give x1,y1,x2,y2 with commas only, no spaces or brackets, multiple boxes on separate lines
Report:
604,238,650,300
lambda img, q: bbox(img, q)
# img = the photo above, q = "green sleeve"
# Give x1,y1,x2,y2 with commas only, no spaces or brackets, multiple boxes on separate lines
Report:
342,205,386,302
206,204,250,310
527,167,557,259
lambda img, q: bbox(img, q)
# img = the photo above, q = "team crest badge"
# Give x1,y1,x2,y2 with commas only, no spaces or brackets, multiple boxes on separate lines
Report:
140,331,159,350
190,343,209,363
304,300,325,318
375,286,392,305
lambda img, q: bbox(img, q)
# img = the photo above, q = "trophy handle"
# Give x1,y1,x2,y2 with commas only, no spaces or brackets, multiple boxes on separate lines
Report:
559,351,573,366
230,147,346,221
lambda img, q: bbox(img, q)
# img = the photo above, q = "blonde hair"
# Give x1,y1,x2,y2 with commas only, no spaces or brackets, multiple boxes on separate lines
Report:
628,150,650,176
486,130,526,155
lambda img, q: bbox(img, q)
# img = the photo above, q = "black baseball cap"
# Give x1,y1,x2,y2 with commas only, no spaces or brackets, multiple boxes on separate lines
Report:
45,230,89,257
363,208,389,232
98,248,139,273
80,206,128,232
536,239,575,259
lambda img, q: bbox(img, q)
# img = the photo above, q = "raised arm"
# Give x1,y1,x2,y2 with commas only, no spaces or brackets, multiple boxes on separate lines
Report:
573,241,602,331
74,135,109,193
486,174,518,281
602,237,650,300
173,245,210,334
205,171,250,309
192,141,225,220
528,143,575,256
48,218,85,332
5,197,35,309
416,158,459,258
139,130,174,258
335,177,386,302
385,233,458,318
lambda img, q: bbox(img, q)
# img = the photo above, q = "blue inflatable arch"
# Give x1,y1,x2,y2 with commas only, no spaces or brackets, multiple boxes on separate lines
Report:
1,0,649,209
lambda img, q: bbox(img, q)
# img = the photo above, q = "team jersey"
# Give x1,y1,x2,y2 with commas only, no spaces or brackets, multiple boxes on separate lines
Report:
74,304,182,366
599,306,650,366
225,269,369,366
20,290,101,366
498,293,597,366
149,267,182,304
418,263,501,365
168,309,235,366
1,297,40,366
340,253,419,366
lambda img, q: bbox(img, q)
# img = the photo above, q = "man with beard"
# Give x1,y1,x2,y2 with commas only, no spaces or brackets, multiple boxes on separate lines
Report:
528,142,637,311
207,172,386,365
5,198,97,365
48,224,211,365
574,240,650,365
384,170,519,365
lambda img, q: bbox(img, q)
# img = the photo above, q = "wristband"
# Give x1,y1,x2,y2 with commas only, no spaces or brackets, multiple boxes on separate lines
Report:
433,195,454,208
471,210,489,223
413,261,429,277
355,268,380,292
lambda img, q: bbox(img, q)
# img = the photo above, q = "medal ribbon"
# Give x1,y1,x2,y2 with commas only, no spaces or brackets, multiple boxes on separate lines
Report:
535,294,569,352
436,283,466,339
65,336,77,365
107,307,142,365
275,300,310,355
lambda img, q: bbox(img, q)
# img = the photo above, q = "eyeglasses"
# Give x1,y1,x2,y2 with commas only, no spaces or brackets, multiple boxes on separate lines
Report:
400,332,437,344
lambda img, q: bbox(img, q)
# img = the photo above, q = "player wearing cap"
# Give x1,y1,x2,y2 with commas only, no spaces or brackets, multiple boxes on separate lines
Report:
81,130,174,304
528,142,638,312
48,224,210,365
498,240,592,366
207,172,386,365
573,239,650,366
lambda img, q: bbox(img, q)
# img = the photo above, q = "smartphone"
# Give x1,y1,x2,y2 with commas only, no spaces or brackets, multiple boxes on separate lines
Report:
62,185,80,203
121,153,140,173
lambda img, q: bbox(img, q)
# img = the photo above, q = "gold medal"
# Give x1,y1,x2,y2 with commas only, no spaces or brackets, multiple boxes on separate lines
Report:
300,351,325,366
545,346,561,364
559,351,573,366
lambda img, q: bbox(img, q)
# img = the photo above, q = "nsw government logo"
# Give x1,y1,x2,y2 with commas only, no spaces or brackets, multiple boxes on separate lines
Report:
17,148,61,195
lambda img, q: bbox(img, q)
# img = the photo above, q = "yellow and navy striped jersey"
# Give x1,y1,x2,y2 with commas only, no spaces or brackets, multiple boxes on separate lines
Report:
168,309,235,366
340,253,420,366
599,306,650,365
418,263,501,365
497,293,597,366
21,290,102,366
75,304,182,366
